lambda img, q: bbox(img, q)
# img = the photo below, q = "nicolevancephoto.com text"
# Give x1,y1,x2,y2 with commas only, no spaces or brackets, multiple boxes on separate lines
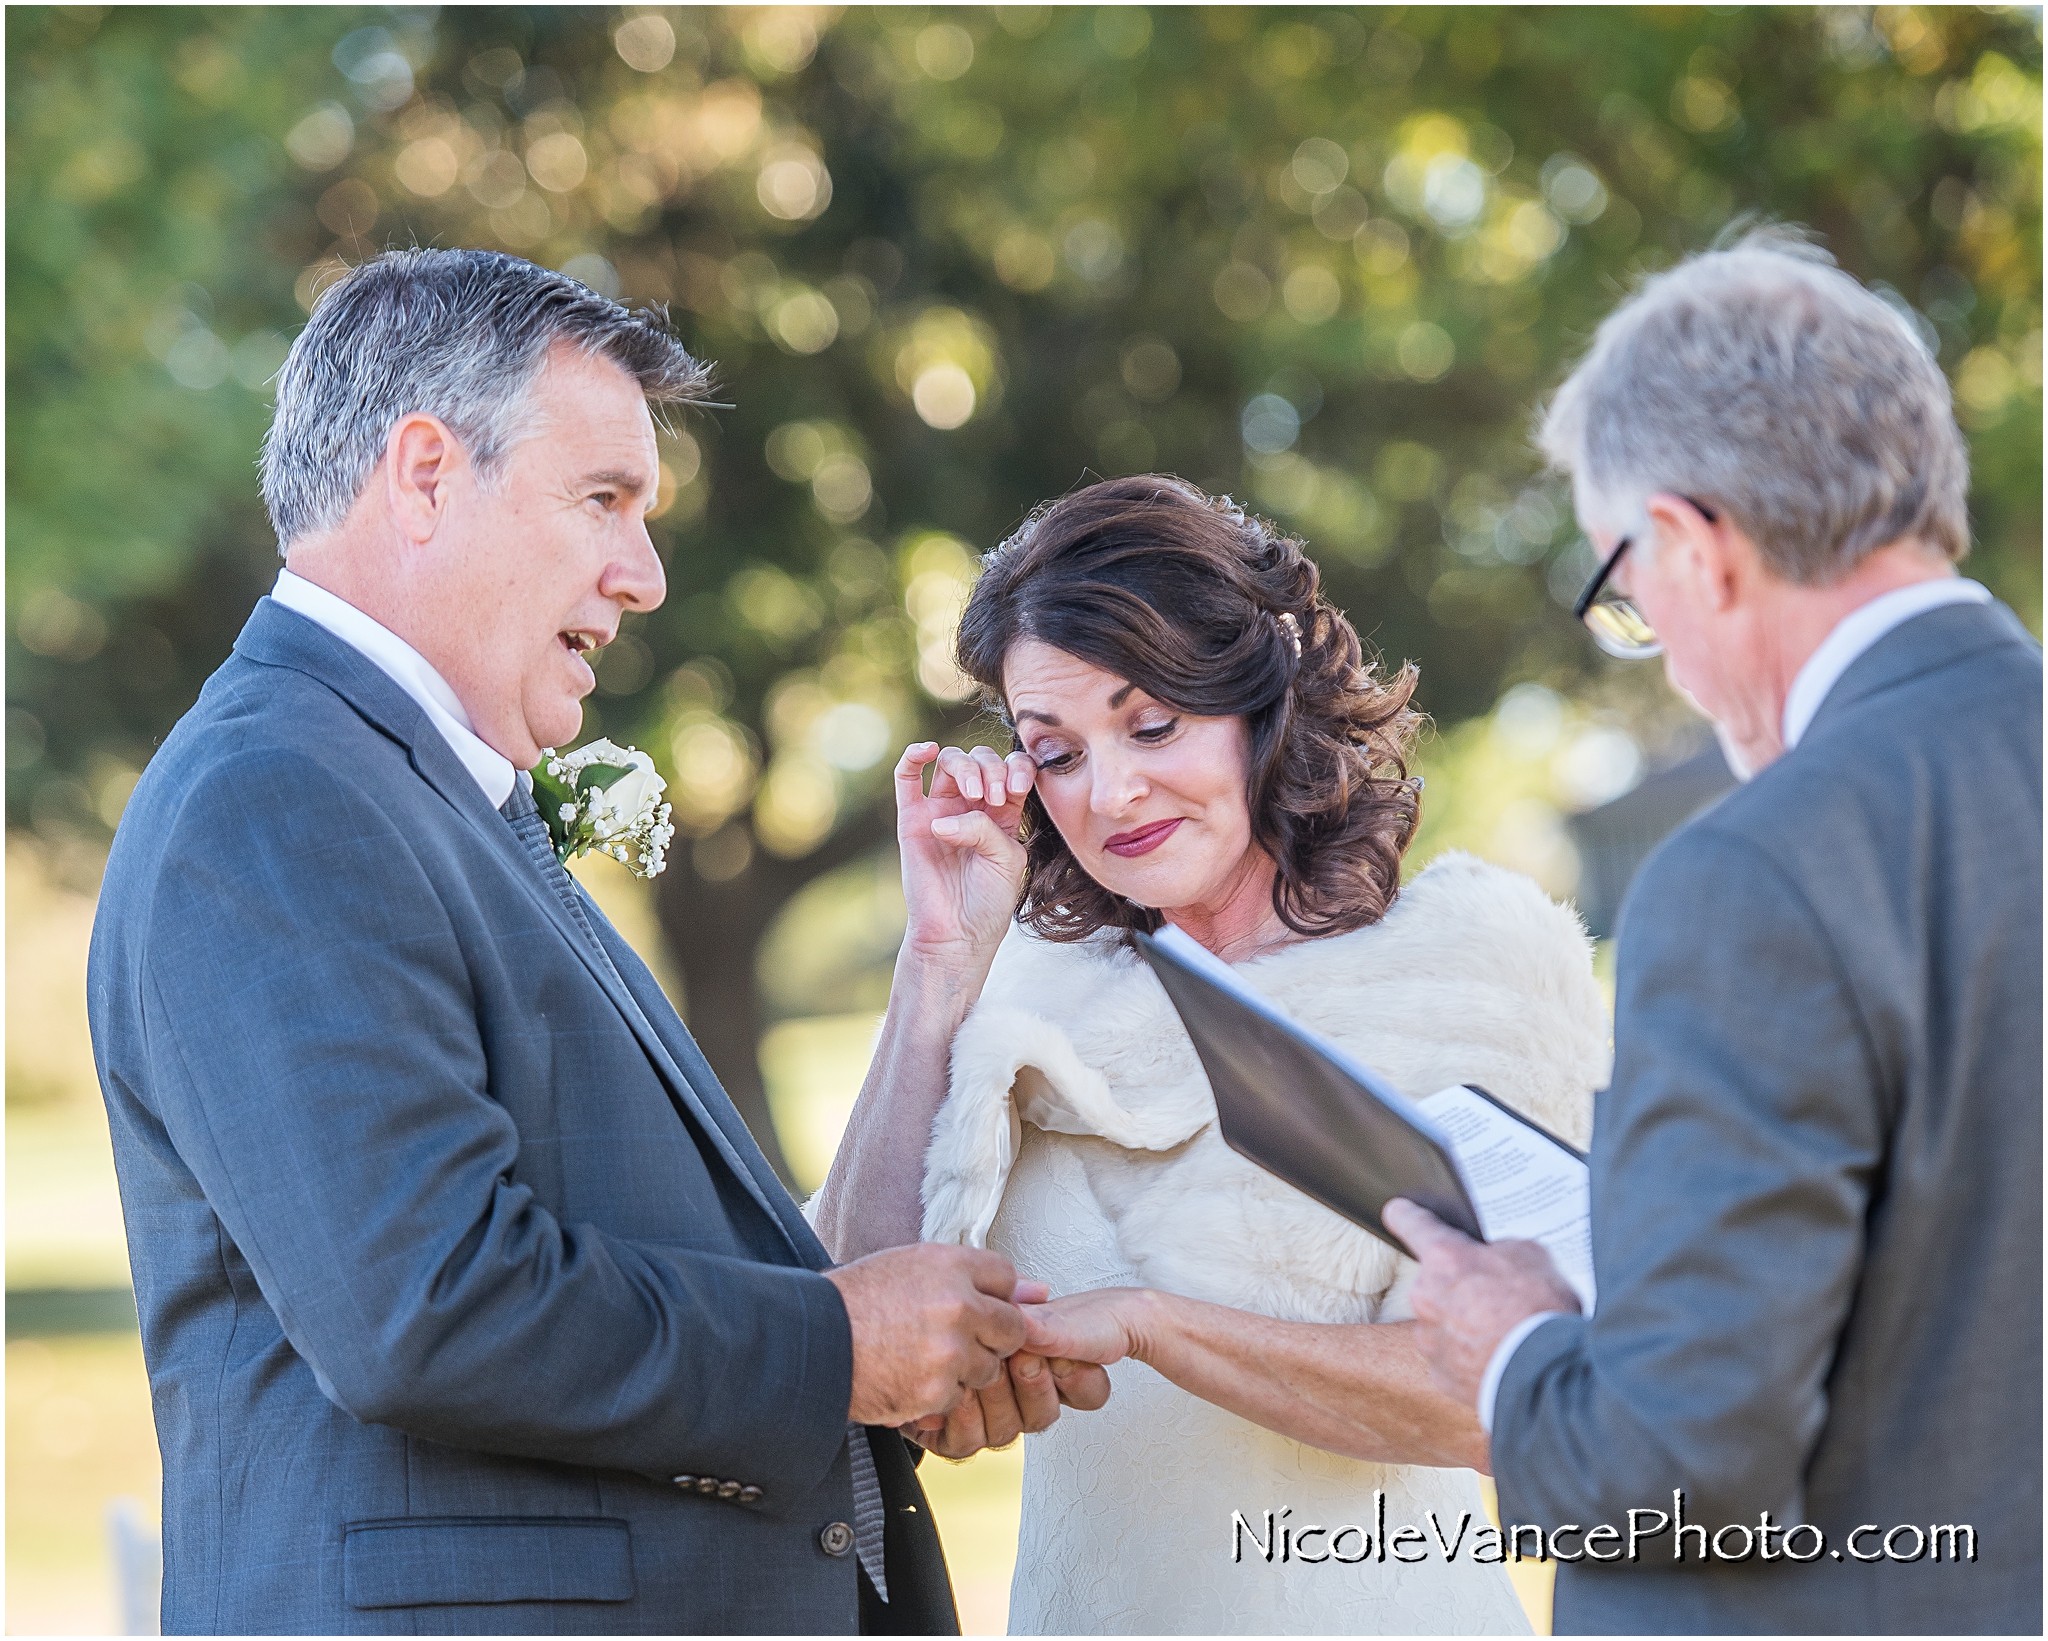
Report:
1232,1491,1981,1569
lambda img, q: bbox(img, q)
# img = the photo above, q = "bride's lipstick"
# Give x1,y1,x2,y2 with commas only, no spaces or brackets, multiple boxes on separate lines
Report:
1103,817,1183,857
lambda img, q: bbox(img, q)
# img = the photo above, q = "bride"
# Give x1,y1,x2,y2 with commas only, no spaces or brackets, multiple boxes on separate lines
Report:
811,475,1608,1635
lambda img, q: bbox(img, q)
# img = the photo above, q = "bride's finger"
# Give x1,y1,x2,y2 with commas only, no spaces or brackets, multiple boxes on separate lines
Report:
933,745,986,803
967,745,1012,809
930,810,1022,867
894,742,940,807
1004,749,1036,799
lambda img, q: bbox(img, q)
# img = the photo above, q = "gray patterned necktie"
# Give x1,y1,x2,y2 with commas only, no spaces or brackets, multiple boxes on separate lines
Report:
500,781,888,1599
499,779,601,941
847,1425,888,1602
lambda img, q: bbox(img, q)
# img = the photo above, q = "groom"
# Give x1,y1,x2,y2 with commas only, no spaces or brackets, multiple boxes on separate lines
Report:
88,249,1058,1634
1388,229,2041,1632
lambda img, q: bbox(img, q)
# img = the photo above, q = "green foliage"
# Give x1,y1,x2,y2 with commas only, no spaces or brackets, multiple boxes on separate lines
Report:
9,2,2041,875
530,757,628,857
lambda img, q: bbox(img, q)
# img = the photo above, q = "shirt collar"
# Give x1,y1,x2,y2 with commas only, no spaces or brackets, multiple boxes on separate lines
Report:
1781,577,1992,752
270,569,518,807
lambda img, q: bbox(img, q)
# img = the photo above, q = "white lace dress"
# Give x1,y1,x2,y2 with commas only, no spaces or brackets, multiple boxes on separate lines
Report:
920,854,1610,1636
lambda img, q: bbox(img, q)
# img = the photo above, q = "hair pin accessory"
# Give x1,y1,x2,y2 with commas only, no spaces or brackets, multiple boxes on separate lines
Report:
1275,610,1303,658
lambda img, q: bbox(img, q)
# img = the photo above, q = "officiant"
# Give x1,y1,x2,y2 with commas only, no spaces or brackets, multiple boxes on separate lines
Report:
1386,226,2042,1635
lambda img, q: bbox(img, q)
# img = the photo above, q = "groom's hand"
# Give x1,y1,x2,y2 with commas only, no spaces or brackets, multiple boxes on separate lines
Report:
825,1244,1029,1426
904,1281,1115,1457
1383,1199,1582,1412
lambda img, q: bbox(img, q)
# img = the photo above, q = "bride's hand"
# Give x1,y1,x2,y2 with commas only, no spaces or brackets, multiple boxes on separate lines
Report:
899,1281,1113,1458
894,740,1036,968
1019,1286,1154,1367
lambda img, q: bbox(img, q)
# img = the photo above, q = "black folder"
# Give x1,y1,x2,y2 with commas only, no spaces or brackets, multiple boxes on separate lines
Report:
1134,927,1483,1259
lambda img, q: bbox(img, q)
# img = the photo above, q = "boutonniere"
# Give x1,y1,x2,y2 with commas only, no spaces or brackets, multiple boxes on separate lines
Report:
530,738,675,879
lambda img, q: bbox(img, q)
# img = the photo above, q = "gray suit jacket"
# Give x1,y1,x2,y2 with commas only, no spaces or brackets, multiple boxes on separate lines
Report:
1493,599,2042,1633
88,600,954,1634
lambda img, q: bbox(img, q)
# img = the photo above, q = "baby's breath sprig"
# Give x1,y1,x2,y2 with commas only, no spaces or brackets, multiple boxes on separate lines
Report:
530,737,675,879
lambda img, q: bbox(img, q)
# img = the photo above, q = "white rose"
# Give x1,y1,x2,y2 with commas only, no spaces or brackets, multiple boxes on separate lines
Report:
588,749,666,825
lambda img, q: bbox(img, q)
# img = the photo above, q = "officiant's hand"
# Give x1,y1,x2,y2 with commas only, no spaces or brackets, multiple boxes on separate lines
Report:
894,741,1035,970
826,1244,1031,1426
1383,1199,1583,1413
902,1280,1114,1457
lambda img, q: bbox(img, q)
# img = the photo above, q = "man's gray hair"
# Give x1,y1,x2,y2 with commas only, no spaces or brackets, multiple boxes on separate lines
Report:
1538,224,1970,584
260,248,712,547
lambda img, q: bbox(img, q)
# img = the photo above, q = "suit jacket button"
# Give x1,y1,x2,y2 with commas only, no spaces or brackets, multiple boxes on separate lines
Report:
716,1480,742,1500
820,1521,855,1557
695,1477,720,1496
672,1475,697,1490
738,1486,763,1505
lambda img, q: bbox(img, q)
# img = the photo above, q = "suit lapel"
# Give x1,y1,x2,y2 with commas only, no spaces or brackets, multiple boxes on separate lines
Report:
593,919,835,1269
489,826,809,1250
235,599,810,1259
431,749,805,1249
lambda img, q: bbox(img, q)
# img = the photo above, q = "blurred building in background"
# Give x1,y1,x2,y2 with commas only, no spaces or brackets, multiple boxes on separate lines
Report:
1568,741,1737,940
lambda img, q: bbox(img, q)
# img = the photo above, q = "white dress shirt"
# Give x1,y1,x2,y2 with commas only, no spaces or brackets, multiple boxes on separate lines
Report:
1476,1309,1566,1433
1780,576,1991,751
1475,575,1994,1434
270,569,517,808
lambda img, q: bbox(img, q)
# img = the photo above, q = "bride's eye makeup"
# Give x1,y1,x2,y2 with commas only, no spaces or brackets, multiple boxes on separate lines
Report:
1025,716,1179,773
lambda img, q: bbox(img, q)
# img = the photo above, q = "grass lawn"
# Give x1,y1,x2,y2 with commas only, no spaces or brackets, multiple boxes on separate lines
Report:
763,1011,1030,1634
916,1444,1027,1636
6,1333,162,1635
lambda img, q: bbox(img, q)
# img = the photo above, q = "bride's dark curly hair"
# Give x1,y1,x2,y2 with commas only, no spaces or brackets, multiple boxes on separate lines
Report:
955,474,1423,942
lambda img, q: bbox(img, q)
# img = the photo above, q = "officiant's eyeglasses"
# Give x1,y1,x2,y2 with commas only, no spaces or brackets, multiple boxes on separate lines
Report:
1572,498,1718,660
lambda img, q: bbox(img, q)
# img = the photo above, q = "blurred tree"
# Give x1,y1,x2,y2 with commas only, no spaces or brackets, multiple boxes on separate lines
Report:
9,5,2040,1180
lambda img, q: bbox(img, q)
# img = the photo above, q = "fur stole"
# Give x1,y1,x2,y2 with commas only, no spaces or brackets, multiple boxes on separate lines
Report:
920,851,1611,1322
